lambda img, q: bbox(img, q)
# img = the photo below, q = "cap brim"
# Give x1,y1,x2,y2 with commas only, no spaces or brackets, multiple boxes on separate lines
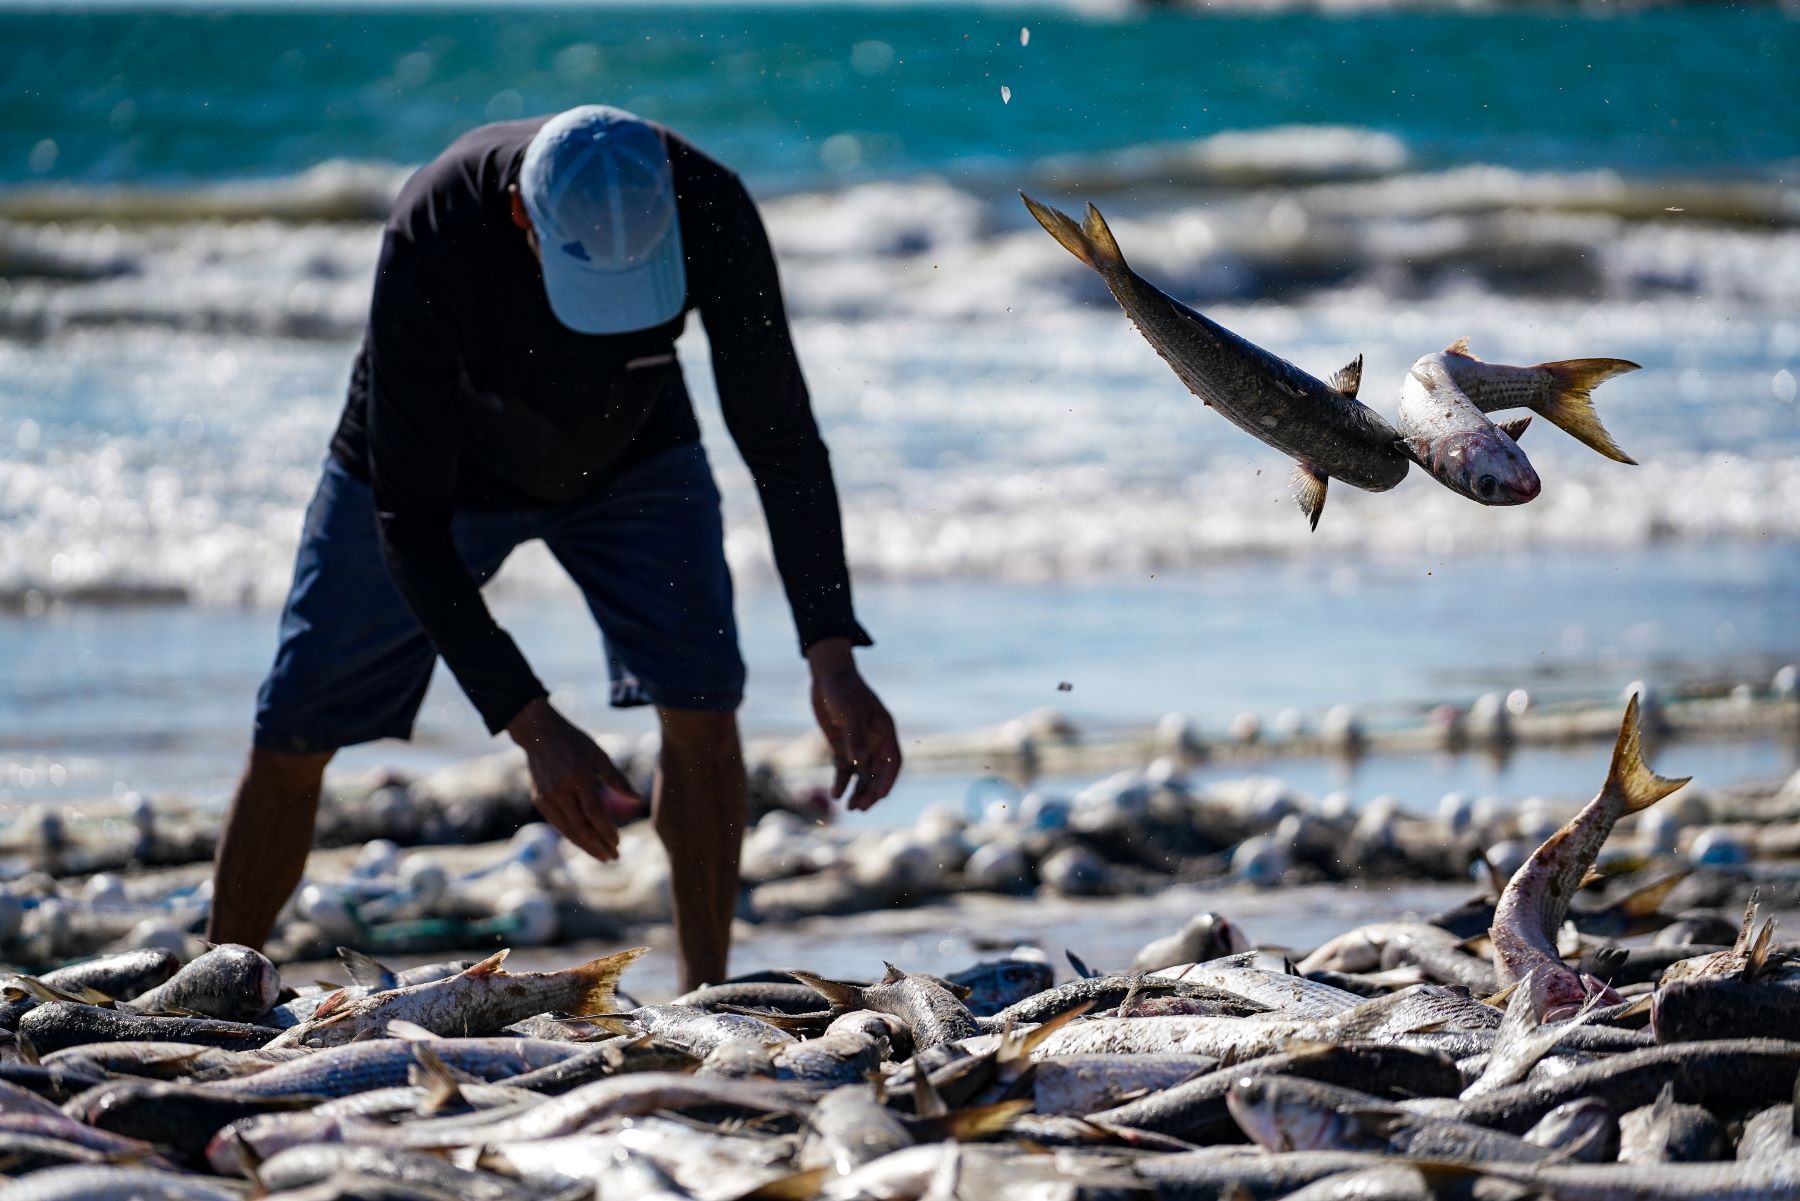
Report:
540,218,687,336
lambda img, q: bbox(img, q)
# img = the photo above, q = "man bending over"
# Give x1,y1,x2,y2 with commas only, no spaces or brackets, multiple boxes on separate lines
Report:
208,106,901,990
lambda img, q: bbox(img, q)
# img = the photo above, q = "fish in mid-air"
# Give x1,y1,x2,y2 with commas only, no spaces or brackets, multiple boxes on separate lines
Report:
1021,193,1410,530
1489,695,1690,1020
1398,351,1543,505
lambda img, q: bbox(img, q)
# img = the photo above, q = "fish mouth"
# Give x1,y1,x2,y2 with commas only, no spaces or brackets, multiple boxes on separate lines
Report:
1508,475,1542,503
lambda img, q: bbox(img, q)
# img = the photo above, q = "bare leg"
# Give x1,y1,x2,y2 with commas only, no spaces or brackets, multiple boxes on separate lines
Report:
207,746,333,949
651,708,746,992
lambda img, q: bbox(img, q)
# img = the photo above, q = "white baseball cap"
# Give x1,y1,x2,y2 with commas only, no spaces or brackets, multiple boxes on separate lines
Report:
518,105,687,335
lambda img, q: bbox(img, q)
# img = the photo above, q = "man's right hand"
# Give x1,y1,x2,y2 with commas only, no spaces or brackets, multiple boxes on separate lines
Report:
506,697,639,862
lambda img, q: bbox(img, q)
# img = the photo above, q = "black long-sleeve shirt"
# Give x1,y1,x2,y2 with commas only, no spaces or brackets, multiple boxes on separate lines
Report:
328,117,870,734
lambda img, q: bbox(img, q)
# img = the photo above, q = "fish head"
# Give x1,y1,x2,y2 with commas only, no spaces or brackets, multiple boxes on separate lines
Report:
1525,1097,1619,1162
1429,423,1541,506
1532,969,1616,1023
1225,1077,1339,1152
206,1112,345,1176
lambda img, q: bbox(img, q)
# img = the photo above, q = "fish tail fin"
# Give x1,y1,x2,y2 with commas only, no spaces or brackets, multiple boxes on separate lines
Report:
1020,192,1095,268
787,970,864,1010
1080,203,1127,272
1536,359,1640,464
1020,193,1129,277
1606,695,1690,815
571,946,648,1015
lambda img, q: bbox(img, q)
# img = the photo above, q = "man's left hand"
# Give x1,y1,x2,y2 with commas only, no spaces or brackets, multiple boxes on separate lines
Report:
807,638,902,811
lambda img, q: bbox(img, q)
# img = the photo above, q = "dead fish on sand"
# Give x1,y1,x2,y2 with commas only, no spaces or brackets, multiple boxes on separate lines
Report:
268,947,645,1048
1022,193,1409,529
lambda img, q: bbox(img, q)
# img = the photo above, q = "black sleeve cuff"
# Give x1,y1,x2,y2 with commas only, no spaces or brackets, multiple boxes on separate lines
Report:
797,618,874,657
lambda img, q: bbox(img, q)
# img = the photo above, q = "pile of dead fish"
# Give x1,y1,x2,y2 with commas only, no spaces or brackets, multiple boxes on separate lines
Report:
1,698,1799,1199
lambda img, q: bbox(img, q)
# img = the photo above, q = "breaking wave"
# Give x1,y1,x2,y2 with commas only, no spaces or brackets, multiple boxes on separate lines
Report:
3,125,1797,610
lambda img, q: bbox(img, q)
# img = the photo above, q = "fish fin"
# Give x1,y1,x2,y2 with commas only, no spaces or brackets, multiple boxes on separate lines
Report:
1734,890,1762,954
1578,867,1607,890
1021,193,1106,272
1745,917,1779,983
927,975,974,1000
310,988,353,1021
337,947,395,990
1080,203,1127,272
1066,950,1097,980
1328,354,1363,398
462,949,511,978
1609,870,1691,919
913,1099,1034,1142
1408,1159,1486,1190
788,970,865,1010
1578,945,1628,983
1443,336,1480,361
731,1167,829,1201
570,946,649,1016
879,962,907,986
1343,1106,1405,1141
1497,415,1532,442
7,977,90,1005
717,1005,829,1033
1007,1000,1094,1062
1478,978,1520,1008
411,1044,465,1115
1605,695,1690,814
386,1019,440,1041
14,1031,39,1065
1291,462,1328,532
229,1134,266,1189
912,1062,949,1119
1534,358,1640,464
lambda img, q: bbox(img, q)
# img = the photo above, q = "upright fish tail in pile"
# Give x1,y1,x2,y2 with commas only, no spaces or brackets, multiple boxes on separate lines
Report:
1489,695,1691,1020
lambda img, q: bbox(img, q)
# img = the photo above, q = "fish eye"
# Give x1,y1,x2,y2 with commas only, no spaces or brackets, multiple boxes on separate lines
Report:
1476,474,1498,498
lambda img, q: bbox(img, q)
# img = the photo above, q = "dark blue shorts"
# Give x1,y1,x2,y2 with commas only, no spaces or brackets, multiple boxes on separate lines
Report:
254,442,744,753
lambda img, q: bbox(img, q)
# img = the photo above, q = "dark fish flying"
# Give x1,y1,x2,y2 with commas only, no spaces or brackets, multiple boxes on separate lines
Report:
1021,193,1410,530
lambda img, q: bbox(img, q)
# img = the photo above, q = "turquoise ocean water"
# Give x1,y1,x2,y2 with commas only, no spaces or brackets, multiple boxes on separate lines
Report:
1,3,1796,817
